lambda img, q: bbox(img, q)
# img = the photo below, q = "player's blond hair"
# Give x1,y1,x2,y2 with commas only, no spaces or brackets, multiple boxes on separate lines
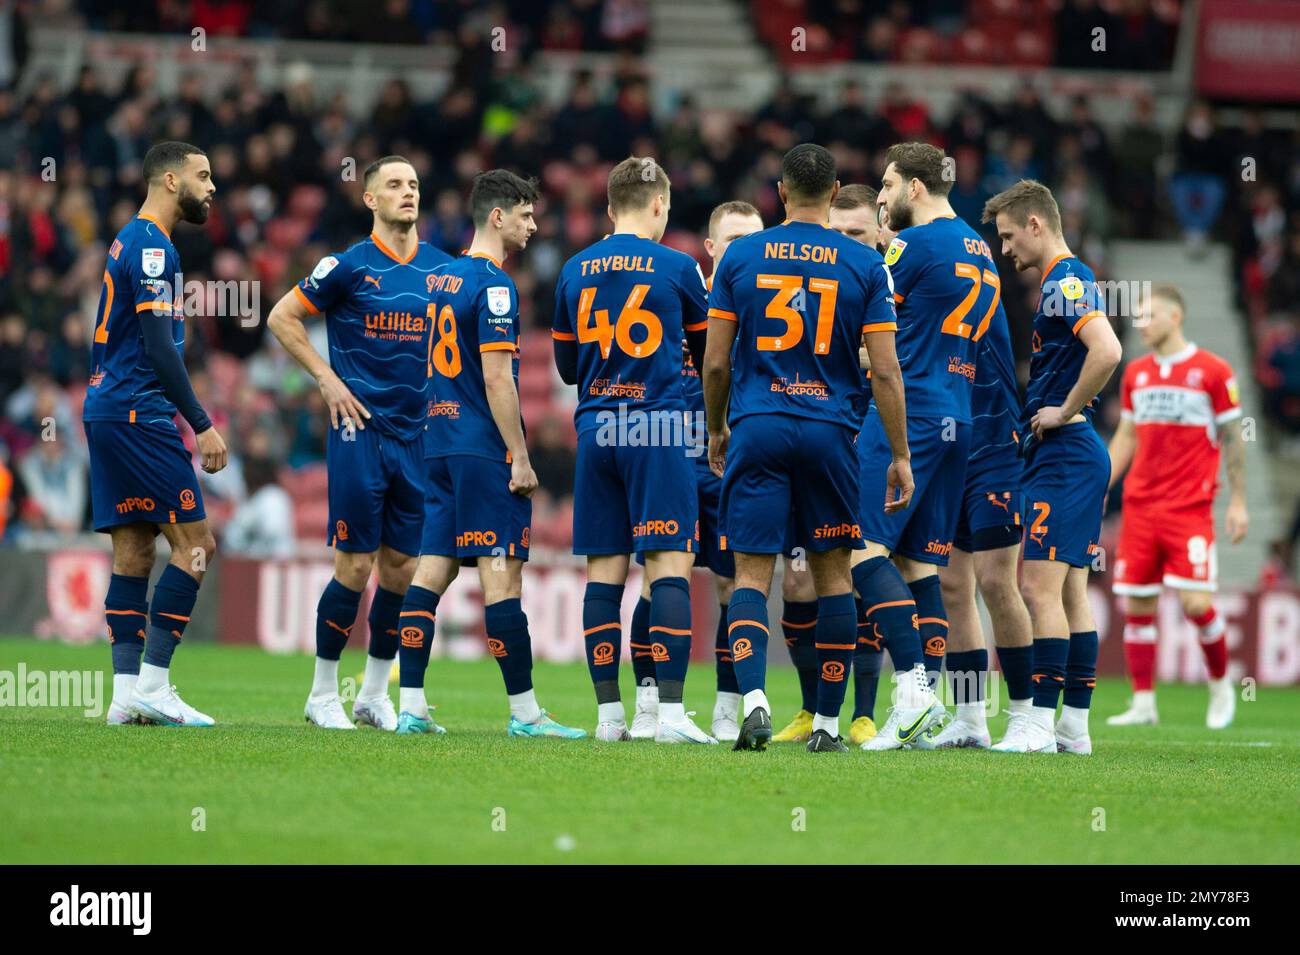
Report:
982,179,1062,235
607,156,670,214
831,184,878,210
1149,282,1185,315
707,200,761,239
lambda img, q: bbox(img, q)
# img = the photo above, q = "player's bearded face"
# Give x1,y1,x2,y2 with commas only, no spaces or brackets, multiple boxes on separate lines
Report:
178,181,210,225
884,191,914,232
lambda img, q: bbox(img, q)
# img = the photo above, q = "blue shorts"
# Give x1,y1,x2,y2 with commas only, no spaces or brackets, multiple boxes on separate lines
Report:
420,454,531,561
858,411,970,565
86,420,206,532
953,444,1024,553
573,430,698,556
720,414,863,555
636,459,734,576
327,426,424,555
1022,422,1110,567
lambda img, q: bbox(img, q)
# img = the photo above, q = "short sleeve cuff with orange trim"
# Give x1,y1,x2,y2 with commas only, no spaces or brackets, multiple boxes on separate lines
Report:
1071,310,1104,335
863,321,897,333
293,285,322,315
707,308,736,322
480,341,517,353
551,330,576,341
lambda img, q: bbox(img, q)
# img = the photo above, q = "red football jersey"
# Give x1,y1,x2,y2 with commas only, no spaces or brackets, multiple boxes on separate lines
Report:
1119,344,1240,508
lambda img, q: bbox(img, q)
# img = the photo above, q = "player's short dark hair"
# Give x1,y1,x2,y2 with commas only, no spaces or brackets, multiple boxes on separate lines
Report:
1149,282,1185,314
363,155,415,190
142,141,206,183
607,157,670,215
884,142,952,198
831,183,877,210
781,143,837,203
982,179,1062,235
708,200,761,238
469,169,540,227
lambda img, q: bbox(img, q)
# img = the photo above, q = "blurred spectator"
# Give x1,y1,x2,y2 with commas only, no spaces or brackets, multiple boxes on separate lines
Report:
17,436,86,534
223,439,294,558
1169,102,1227,249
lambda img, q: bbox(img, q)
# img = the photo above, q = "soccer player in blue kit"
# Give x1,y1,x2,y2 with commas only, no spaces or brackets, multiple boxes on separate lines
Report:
703,143,913,753
267,156,452,731
553,157,715,744
984,180,1121,755
394,169,585,739
88,141,226,727
855,142,1001,751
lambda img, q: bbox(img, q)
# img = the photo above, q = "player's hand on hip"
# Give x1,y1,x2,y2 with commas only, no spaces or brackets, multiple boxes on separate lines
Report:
1030,405,1067,439
196,426,228,474
509,458,538,497
318,369,371,431
1225,499,1249,544
708,427,729,478
885,456,913,513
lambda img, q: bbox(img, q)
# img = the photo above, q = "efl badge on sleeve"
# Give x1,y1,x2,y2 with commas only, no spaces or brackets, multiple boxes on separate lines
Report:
883,238,907,267
486,286,512,316
142,248,166,278
1059,276,1085,300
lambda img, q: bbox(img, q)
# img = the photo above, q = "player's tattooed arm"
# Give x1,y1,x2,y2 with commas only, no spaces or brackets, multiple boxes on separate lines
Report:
863,329,913,512
482,350,537,497
1107,416,1137,491
1222,418,1249,544
702,315,737,478
267,287,371,430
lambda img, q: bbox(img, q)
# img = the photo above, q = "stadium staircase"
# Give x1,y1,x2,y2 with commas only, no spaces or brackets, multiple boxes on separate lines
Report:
1110,241,1278,587
648,0,769,110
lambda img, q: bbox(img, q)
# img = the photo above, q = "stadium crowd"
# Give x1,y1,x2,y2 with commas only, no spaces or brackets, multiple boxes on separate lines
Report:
0,0,1296,571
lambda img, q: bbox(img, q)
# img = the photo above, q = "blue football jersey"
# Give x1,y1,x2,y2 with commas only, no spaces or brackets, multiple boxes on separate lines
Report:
969,300,1023,465
880,215,999,423
424,252,523,462
83,215,188,426
552,233,708,436
295,234,453,440
708,219,895,430
1023,254,1106,435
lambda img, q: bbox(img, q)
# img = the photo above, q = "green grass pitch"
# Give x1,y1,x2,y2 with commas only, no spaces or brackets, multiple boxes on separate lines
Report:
1,636,1296,864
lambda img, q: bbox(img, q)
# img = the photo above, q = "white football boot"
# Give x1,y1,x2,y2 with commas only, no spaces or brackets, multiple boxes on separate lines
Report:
1055,720,1093,755
131,684,215,727
106,701,142,725
1206,676,1236,729
912,717,991,750
711,692,741,742
353,695,398,731
304,695,356,730
1107,690,1158,726
990,708,1056,753
595,720,632,742
655,710,719,744
862,664,946,751
629,685,659,739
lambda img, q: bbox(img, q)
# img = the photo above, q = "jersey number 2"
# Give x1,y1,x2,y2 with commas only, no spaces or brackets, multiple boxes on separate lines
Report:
941,263,999,341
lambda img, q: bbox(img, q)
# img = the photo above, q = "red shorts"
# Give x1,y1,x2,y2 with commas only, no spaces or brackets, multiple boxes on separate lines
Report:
1112,502,1216,596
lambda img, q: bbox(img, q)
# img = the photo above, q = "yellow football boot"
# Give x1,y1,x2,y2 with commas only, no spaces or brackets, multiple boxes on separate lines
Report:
849,715,877,745
771,708,814,742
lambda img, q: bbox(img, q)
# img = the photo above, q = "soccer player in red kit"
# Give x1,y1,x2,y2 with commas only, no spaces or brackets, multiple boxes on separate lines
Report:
1107,284,1248,729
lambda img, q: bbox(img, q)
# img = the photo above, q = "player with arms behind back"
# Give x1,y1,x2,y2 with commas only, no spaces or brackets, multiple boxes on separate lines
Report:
984,179,1123,755
1107,284,1246,729
87,141,225,727
267,156,453,731
395,170,585,739
552,157,714,744
703,143,911,753
623,199,772,743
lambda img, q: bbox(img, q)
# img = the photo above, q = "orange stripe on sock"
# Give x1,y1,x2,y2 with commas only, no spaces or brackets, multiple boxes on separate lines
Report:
728,619,769,636
779,618,817,629
583,622,621,636
400,610,436,622
105,609,146,616
917,617,949,628
814,642,856,650
863,599,915,617
156,612,190,622
649,626,691,636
